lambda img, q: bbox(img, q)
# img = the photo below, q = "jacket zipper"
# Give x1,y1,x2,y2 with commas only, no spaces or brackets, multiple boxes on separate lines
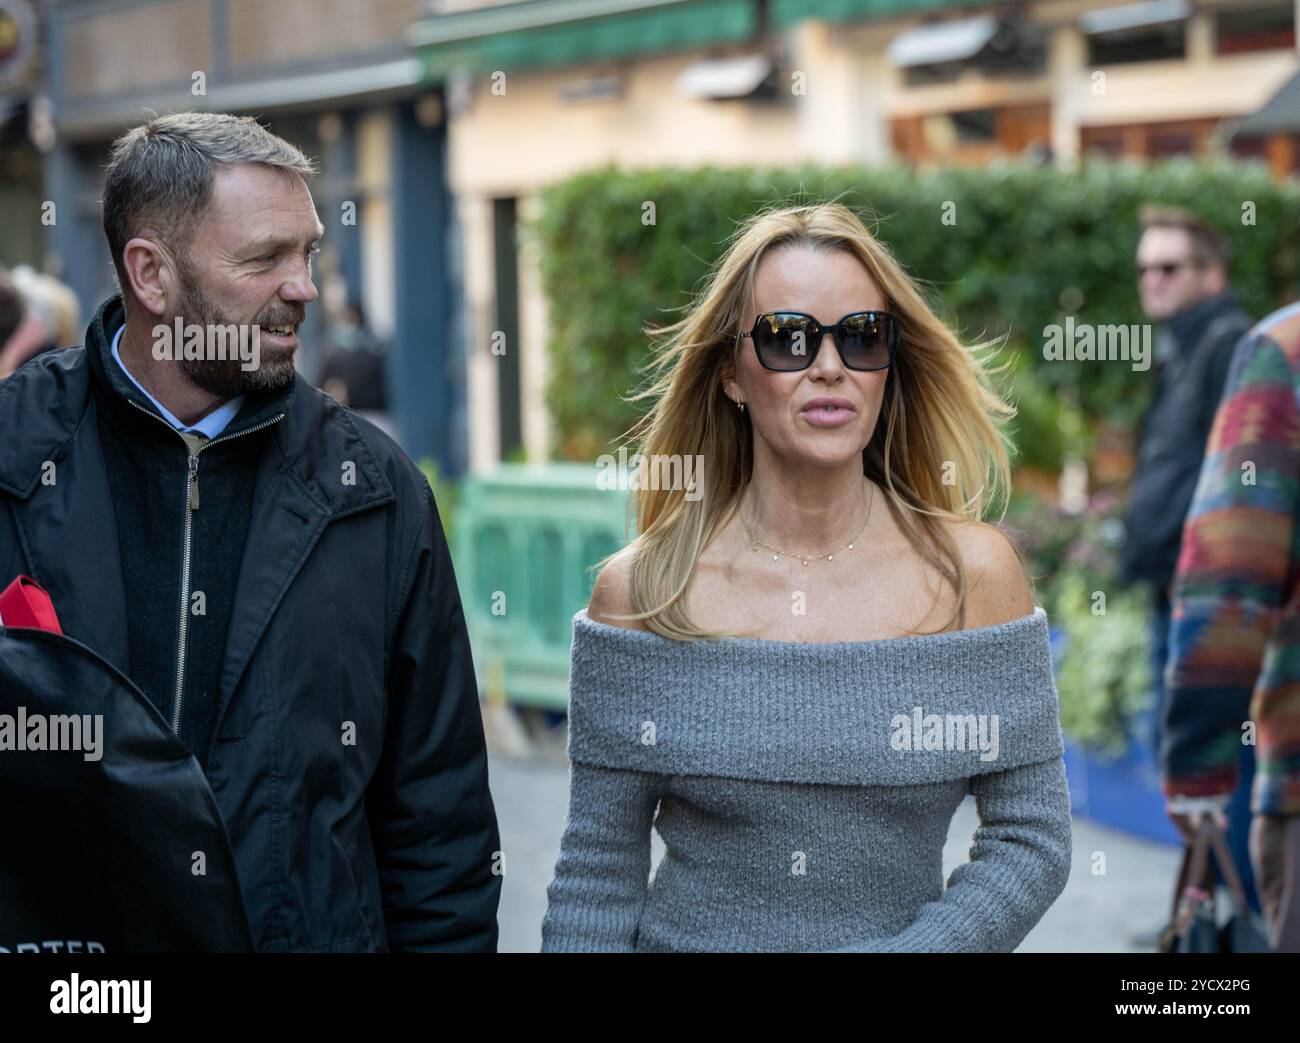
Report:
123,398,285,735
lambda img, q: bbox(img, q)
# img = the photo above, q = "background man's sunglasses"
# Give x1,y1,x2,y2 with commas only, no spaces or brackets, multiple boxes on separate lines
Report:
1136,260,1200,278
738,310,899,372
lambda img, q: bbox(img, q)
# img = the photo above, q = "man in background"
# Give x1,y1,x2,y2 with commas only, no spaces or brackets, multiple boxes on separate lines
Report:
1122,207,1254,706
1119,206,1256,908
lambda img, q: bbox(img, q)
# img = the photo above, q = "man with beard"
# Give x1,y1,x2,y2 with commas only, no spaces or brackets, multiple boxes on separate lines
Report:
0,113,501,952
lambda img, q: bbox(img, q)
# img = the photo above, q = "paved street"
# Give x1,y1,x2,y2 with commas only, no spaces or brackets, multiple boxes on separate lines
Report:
487,716,1184,953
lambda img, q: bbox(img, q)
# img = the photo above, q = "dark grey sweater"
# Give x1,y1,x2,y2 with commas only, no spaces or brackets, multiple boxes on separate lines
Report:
541,606,1072,952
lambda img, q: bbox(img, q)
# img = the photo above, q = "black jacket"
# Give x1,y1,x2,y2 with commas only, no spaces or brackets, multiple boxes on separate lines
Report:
0,296,502,952
90,301,282,773
1120,291,1254,588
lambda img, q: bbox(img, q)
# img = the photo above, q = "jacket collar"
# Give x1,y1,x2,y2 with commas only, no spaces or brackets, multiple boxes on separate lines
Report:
1164,289,1242,350
0,294,395,515
86,293,295,446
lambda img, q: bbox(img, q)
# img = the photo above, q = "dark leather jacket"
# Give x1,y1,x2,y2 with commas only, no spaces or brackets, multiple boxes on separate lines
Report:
1121,291,1254,588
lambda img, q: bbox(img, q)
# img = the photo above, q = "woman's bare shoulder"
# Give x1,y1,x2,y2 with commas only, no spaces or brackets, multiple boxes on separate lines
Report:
587,546,650,631
944,518,1035,628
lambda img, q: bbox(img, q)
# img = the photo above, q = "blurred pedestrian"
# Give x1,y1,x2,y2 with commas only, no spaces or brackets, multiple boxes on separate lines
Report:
317,298,395,439
0,271,25,367
1162,300,1300,952
1118,205,1258,931
0,266,80,379
13,265,82,350
1121,206,1253,712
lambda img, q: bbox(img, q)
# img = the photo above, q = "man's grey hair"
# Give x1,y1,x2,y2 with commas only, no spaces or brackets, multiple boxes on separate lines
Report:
102,111,317,292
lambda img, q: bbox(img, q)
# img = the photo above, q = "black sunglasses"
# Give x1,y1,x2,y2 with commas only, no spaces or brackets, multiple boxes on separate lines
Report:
1136,260,1197,278
738,310,899,372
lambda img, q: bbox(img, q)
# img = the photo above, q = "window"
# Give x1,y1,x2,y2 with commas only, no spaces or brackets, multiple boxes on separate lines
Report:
1215,3,1295,54
1227,134,1269,161
1147,126,1197,156
892,104,1050,165
903,61,966,87
894,15,1046,86
1081,132,1126,158
950,108,997,143
1080,118,1216,159
1087,21,1186,64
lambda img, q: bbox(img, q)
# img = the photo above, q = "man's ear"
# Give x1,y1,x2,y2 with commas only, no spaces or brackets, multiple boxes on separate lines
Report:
121,234,174,318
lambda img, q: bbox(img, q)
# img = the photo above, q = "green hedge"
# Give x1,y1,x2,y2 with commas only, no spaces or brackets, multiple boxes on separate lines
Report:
530,158,1300,469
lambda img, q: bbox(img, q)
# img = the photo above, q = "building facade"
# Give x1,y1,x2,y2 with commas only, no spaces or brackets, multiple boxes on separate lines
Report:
9,0,1298,475
408,0,1299,470
32,0,467,477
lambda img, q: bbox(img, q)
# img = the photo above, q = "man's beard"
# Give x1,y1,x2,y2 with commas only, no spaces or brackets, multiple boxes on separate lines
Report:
172,260,303,397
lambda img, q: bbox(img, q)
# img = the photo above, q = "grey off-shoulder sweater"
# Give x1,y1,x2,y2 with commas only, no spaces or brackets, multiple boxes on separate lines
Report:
540,606,1073,952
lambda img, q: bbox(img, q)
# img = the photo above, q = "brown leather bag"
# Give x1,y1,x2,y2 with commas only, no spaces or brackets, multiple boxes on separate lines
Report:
1160,815,1270,953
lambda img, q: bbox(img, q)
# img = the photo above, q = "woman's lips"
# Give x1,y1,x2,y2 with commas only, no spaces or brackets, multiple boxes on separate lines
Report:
799,404,856,427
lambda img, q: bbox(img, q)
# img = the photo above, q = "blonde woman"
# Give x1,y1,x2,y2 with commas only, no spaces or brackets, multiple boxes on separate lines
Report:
540,202,1072,952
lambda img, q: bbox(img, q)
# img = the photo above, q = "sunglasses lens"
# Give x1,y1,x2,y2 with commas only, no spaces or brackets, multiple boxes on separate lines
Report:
838,313,894,369
754,313,816,370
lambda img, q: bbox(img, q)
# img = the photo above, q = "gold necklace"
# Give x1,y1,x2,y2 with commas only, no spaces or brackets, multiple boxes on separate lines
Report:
741,483,874,567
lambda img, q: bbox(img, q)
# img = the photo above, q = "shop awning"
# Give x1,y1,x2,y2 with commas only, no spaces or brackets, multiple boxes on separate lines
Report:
408,0,1001,82
887,14,997,67
408,0,757,82
677,53,772,98
1079,0,1189,36
1234,70,1300,137
768,0,991,32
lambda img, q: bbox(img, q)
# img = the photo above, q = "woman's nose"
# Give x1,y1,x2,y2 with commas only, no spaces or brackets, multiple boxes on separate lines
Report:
807,331,844,377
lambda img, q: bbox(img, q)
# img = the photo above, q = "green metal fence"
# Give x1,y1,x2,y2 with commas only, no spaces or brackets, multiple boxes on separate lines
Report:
452,463,633,710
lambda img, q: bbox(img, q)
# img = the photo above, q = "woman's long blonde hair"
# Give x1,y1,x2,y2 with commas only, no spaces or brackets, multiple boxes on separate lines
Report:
602,201,1017,641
